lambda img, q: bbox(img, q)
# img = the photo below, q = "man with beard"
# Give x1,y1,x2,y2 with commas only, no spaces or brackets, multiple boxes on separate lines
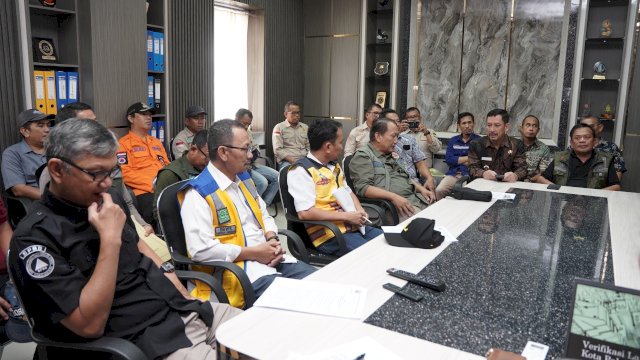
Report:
538,124,620,190
180,120,315,307
468,108,527,182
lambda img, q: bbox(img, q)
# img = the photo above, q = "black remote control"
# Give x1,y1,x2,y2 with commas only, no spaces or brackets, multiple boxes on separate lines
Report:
387,268,446,292
383,283,423,302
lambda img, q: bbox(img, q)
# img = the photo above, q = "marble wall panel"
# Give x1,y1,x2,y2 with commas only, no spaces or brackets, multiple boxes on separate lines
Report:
506,0,564,138
459,0,511,132
416,0,464,131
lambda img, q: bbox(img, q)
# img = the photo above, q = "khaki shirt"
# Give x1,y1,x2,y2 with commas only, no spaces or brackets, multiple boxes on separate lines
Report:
172,127,195,159
402,129,442,167
344,122,370,157
349,143,428,210
272,120,309,163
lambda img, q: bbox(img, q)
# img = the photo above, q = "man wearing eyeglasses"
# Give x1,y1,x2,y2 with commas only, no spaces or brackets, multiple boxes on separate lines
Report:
181,120,315,308
118,102,171,227
172,105,208,160
344,103,383,157
10,119,241,359
1,109,54,201
273,101,309,170
153,130,209,223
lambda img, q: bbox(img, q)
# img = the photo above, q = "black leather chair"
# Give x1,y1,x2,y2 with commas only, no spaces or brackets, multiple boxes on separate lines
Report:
2,192,34,230
156,180,308,308
8,249,226,360
343,155,400,225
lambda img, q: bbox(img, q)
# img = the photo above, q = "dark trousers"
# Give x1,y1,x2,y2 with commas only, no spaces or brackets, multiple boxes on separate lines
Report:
135,193,156,228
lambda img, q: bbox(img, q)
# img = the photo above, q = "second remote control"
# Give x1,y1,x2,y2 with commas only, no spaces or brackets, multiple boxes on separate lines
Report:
387,268,446,292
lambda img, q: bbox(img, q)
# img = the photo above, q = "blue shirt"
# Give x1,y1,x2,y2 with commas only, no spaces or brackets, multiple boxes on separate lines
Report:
393,134,427,182
1,140,46,191
444,133,480,176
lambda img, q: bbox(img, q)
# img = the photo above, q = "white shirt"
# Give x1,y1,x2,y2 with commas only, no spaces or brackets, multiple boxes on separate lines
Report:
287,153,353,212
181,162,294,283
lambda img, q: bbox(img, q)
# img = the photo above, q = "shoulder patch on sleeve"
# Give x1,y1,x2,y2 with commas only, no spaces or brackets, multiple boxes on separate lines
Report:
19,245,55,279
117,152,128,165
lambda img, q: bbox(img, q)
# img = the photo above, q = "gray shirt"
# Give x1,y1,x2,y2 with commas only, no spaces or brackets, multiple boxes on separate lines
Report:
2,140,46,191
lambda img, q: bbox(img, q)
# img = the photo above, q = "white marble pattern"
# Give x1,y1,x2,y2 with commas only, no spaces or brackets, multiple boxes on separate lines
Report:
506,0,564,138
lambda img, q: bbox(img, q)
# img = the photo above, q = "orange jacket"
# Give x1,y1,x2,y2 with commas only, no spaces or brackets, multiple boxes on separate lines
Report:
118,131,170,195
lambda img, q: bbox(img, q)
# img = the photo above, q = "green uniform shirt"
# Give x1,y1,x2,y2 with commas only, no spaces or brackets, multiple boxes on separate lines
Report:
153,154,202,221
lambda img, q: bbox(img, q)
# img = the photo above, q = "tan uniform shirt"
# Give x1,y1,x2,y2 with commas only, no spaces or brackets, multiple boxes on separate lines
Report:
172,127,195,159
344,122,370,157
272,120,309,163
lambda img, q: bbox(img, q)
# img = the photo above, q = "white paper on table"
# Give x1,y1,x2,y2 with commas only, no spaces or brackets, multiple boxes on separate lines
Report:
286,336,402,360
253,277,367,319
332,187,365,235
491,192,516,200
382,224,458,242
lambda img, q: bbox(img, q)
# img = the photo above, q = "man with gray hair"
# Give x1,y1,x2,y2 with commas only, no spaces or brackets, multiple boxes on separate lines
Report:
10,119,241,359
181,119,315,308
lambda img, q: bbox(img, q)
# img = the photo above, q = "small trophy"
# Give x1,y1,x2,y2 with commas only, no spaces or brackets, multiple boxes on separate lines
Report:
376,29,389,44
600,104,614,120
600,19,612,37
593,61,606,80
374,62,389,76
32,37,58,63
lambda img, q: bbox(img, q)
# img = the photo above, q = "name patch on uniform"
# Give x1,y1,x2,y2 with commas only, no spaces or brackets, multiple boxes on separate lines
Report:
132,146,146,152
20,245,55,279
453,145,469,150
372,161,384,168
316,176,330,186
157,155,167,166
217,208,231,224
215,225,236,236
117,152,128,165
481,157,493,161
152,146,162,152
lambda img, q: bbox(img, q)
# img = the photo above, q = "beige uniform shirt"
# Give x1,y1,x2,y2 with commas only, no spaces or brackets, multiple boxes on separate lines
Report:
272,120,309,163
402,129,442,167
172,127,195,159
344,122,370,157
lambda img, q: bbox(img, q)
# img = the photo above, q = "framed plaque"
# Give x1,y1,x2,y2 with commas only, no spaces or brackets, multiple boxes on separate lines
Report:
32,37,58,63
375,91,387,108
374,62,389,76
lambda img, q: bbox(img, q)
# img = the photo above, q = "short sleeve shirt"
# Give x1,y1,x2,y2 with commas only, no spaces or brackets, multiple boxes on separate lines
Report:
118,132,170,196
393,134,427,182
1,140,46,191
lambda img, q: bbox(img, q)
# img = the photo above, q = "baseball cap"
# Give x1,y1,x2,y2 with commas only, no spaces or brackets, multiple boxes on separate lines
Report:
2,282,32,343
185,105,207,118
126,102,155,116
384,218,444,249
17,109,54,128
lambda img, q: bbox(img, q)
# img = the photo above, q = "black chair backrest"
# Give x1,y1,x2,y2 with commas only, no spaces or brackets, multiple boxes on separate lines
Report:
168,138,176,161
277,166,316,250
157,180,190,258
343,155,355,191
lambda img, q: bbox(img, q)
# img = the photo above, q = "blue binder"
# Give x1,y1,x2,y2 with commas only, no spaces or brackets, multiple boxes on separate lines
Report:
150,121,157,137
158,32,164,72
146,30,154,71
67,72,79,103
147,76,155,108
152,31,161,71
55,71,68,110
156,121,165,143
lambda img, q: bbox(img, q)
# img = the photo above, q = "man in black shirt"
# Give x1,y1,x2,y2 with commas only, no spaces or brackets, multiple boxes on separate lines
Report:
10,119,241,359
538,124,620,190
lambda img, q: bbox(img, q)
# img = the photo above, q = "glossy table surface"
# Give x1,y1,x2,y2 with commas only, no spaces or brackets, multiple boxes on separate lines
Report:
365,188,613,357
216,180,640,359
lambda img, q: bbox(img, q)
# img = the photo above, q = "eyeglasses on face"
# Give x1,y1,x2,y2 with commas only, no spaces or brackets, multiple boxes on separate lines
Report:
56,157,119,183
218,145,251,154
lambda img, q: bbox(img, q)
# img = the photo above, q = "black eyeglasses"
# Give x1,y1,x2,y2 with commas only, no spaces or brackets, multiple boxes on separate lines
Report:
197,147,209,158
218,145,251,154
56,157,119,183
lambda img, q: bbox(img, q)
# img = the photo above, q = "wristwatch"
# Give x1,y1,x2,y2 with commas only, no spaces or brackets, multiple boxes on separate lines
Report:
160,261,175,274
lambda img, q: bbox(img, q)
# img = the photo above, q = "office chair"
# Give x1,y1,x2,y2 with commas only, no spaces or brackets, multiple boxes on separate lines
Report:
156,180,308,308
343,155,400,225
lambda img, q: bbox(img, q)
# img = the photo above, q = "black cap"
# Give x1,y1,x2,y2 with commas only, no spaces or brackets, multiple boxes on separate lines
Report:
3,282,32,343
17,109,54,128
185,105,207,118
126,102,155,116
385,218,444,249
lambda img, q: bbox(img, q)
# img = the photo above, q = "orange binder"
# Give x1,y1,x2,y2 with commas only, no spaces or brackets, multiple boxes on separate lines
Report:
43,70,57,114
33,70,47,113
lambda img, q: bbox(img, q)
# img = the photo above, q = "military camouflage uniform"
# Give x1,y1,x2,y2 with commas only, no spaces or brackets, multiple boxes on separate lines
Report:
523,139,552,181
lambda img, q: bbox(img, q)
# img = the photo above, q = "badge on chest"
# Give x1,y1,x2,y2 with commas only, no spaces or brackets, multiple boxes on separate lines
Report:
215,225,236,236
217,207,231,224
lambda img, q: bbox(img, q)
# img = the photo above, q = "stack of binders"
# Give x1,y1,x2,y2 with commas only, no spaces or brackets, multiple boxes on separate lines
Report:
33,70,78,115
146,30,164,72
